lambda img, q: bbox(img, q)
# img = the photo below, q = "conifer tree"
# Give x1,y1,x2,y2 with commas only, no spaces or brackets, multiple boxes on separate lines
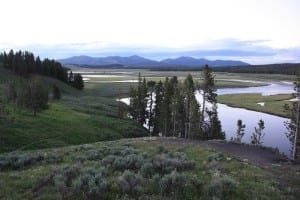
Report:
52,84,61,100
284,72,300,161
147,81,156,135
183,74,195,139
153,81,163,135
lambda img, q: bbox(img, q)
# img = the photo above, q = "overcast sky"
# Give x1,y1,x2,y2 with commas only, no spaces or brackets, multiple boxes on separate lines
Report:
0,0,299,64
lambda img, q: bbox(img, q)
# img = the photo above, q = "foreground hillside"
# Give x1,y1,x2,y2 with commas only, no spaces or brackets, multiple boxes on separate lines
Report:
0,68,147,152
0,138,299,199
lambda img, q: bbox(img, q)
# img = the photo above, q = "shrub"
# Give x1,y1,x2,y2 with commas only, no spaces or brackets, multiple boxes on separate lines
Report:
0,152,44,171
140,162,154,178
206,175,237,199
157,146,168,154
101,155,117,167
86,150,104,161
109,146,139,156
159,170,187,197
208,152,224,162
44,152,63,164
104,153,145,171
117,170,143,196
153,154,195,174
149,173,161,194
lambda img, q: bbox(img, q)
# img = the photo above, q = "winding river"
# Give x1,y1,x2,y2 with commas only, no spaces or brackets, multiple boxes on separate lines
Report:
122,82,294,157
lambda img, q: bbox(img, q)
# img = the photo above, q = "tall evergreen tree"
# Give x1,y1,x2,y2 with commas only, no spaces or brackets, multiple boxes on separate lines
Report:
170,79,184,137
284,72,300,161
153,81,163,135
129,85,138,121
161,77,173,136
73,74,84,90
183,74,195,139
52,84,61,100
147,81,156,135
199,65,223,139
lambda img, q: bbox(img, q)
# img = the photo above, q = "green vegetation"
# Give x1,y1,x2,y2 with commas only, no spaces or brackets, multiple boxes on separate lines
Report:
284,74,300,162
0,138,299,199
129,66,224,140
218,93,292,117
0,68,147,153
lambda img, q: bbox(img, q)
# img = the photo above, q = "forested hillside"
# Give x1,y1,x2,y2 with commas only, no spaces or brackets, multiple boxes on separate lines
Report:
0,51,147,153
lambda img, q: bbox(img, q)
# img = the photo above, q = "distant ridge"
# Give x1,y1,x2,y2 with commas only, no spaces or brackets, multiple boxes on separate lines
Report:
58,55,249,68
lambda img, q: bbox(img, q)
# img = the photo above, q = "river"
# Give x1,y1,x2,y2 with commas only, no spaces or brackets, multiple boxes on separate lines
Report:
121,82,294,157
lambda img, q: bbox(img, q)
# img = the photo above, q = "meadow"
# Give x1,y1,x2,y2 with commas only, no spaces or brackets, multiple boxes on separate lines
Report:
217,93,293,118
0,68,147,153
0,138,299,199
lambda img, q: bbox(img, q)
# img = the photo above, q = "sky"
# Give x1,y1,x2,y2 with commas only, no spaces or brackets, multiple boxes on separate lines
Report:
0,0,299,64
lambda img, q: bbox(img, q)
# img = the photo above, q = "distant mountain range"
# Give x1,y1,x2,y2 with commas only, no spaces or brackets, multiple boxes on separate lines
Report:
58,55,249,68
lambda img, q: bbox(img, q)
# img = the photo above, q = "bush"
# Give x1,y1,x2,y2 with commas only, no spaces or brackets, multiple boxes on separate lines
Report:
86,150,104,161
103,152,145,171
0,152,44,171
159,170,187,197
117,170,143,196
153,153,195,173
140,162,154,178
206,175,237,199
101,155,118,167
149,173,161,194
157,146,168,154
44,152,63,163
208,152,224,162
109,146,139,156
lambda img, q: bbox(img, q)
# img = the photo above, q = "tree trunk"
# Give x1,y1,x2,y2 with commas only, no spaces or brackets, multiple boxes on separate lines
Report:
292,98,300,160
201,91,206,125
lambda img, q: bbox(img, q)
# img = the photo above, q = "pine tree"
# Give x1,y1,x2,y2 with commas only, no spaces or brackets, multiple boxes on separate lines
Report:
161,77,173,136
140,77,148,126
52,84,61,100
183,74,195,139
153,81,163,135
284,72,300,161
73,74,84,90
147,81,156,135
129,85,138,121
199,65,223,139
29,78,49,116
190,94,200,139
170,80,184,137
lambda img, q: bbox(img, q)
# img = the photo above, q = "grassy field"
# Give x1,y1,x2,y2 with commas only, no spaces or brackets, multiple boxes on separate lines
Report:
71,67,296,82
0,68,147,153
218,93,293,118
0,138,299,199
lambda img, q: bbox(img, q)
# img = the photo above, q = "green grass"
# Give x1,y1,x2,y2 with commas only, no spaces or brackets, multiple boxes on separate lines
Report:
218,93,293,117
0,138,299,199
0,68,147,153
71,67,295,82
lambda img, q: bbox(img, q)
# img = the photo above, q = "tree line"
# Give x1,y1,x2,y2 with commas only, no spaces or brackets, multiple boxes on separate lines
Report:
0,50,84,90
151,63,300,75
129,65,224,140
